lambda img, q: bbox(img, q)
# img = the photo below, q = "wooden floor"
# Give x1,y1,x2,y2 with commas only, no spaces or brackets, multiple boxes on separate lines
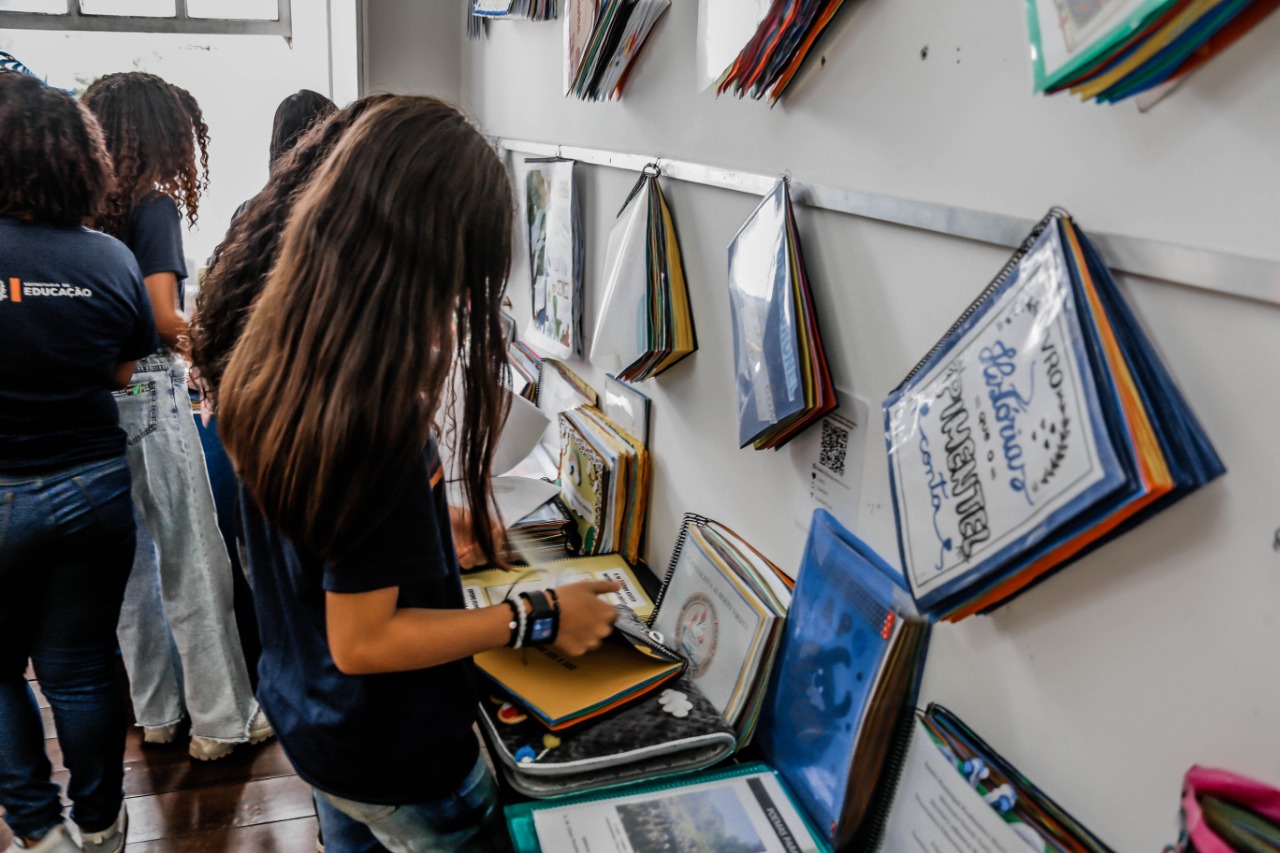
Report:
1,667,318,851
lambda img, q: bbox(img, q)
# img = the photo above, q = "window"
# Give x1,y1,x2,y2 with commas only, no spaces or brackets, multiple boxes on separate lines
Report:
0,0,289,37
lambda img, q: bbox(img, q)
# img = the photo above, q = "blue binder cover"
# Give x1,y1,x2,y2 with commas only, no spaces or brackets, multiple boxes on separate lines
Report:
755,509,928,849
728,179,805,448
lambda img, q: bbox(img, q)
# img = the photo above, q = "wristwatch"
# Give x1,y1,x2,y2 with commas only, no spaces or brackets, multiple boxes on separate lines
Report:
519,589,559,646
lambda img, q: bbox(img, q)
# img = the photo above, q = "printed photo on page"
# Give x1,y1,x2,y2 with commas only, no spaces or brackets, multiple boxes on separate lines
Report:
532,771,823,853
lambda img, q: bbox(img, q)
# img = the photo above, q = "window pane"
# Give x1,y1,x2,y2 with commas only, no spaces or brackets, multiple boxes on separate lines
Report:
186,0,277,20
0,0,68,12
78,0,175,16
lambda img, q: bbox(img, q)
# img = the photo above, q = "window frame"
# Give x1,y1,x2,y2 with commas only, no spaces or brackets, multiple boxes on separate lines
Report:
0,0,291,37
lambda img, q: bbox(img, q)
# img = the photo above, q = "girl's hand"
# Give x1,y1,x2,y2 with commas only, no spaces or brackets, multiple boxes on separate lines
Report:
552,580,622,657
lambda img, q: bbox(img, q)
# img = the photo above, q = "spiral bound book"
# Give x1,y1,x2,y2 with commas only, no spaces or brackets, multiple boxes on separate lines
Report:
650,514,792,747
755,509,929,852
884,210,1223,621
880,706,1115,852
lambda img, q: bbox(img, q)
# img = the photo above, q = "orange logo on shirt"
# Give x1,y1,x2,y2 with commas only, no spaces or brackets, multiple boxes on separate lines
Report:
6,277,18,302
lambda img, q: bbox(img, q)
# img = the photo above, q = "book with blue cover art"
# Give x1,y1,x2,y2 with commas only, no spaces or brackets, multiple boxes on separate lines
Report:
755,509,929,851
884,210,1224,621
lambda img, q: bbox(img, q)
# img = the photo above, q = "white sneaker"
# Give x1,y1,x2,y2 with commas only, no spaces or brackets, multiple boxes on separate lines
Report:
78,804,127,853
10,822,81,852
188,708,274,761
247,707,275,745
142,723,179,744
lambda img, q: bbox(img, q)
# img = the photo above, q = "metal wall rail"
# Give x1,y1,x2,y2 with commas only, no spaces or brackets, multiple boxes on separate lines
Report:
496,137,1280,307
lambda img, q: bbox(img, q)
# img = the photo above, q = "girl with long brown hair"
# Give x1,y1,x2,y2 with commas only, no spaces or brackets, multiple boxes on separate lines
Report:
82,72,265,762
218,95,619,852
0,70,154,853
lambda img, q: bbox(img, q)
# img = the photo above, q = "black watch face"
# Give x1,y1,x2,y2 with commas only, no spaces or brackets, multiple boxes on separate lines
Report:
529,617,555,644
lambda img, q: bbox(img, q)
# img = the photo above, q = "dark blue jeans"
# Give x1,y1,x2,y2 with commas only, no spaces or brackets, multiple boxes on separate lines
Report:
0,456,135,839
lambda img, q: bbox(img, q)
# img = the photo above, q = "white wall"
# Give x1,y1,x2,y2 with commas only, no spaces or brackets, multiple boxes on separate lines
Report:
361,0,461,98
371,4,1280,850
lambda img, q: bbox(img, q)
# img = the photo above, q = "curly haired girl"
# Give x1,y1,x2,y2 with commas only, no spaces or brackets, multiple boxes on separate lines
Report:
82,71,265,762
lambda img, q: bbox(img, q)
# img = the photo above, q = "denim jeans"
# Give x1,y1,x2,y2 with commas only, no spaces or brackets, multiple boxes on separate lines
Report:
0,456,134,840
313,756,512,853
113,352,257,741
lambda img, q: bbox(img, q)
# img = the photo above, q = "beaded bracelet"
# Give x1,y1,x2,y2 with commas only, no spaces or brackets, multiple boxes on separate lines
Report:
503,598,527,649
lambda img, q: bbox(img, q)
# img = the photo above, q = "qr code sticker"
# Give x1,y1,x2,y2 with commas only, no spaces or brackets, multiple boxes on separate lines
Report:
819,418,849,476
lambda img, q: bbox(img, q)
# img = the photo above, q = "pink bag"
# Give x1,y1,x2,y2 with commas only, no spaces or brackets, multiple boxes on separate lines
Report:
1178,766,1280,853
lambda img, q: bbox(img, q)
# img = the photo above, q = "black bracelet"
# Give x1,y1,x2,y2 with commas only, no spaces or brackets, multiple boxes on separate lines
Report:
502,599,522,649
519,590,559,647
546,587,560,613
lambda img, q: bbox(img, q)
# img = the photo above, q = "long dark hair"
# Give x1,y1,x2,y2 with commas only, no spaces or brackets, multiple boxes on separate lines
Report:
0,70,114,227
190,94,392,399
219,96,514,563
270,89,335,167
81,71,209,236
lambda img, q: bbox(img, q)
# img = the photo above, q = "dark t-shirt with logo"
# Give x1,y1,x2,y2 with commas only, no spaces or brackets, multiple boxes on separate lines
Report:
0,217,159,474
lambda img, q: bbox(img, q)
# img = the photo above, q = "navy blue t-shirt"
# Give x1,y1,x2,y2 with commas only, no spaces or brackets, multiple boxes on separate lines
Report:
239,440,481,804
122,193,187,311
0,217,159,474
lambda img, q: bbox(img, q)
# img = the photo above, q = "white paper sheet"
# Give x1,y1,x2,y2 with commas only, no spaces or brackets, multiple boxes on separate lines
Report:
882,720,1042,852
532,770,823,853
792,392,868,538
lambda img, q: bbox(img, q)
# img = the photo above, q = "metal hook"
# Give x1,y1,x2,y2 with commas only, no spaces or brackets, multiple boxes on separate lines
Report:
642,161,661,178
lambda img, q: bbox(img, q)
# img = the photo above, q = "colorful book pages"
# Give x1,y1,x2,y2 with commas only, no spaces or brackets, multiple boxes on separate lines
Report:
475,606,684,731
884,211,1223,622
558,406,650,564
715,0,850,104
565,0,669,100
727,178,837,451
592,173,697,382
1200,797,1280,852
649,515,789,748
472,0,558,20
508,341,542,402
913,705,1116,852
524,158,582,359
755,510,929,851
503,497,581,564
1026,0,1277,102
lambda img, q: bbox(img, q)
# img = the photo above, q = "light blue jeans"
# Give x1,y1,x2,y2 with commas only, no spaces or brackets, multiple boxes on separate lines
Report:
113,352,258,742
313,756,510,853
